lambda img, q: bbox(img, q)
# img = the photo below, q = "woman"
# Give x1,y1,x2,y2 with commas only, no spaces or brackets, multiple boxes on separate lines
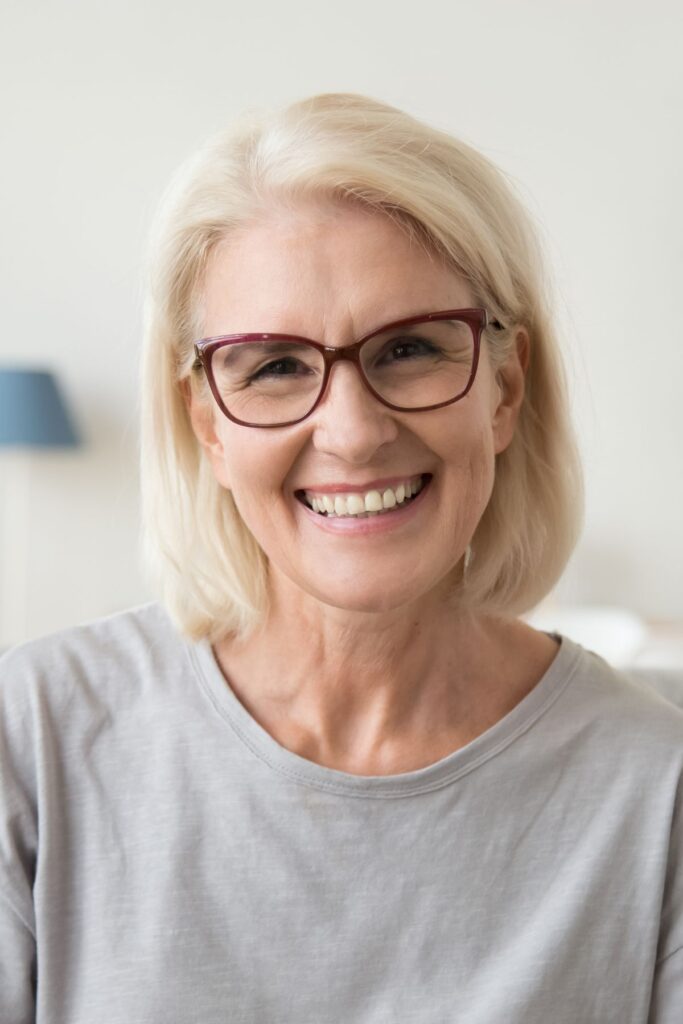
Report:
1,93,681,1023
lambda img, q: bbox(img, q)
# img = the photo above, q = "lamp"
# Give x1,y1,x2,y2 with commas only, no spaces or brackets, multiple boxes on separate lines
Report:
0,369,81,647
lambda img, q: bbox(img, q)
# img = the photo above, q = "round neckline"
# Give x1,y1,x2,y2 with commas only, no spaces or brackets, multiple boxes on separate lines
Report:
187,632,581,798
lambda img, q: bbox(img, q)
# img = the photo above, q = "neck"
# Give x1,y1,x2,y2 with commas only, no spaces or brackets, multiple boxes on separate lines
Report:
212,574,557,775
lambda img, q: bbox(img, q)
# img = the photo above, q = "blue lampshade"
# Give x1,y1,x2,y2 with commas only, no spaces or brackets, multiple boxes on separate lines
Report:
0,369,80,448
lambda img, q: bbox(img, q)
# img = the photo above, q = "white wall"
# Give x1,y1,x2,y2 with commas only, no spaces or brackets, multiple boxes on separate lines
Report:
0,0,681,644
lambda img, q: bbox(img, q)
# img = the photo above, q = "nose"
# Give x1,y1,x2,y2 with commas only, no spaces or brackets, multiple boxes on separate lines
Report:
309,361,399,464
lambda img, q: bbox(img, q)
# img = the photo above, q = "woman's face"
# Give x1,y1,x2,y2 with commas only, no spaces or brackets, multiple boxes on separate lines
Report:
189,202,526,616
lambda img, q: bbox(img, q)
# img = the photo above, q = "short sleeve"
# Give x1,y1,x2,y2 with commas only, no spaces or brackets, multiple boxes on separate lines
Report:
0,890,36,1023
648,945,683,1023
0,652,38,1023
649,744,683,1023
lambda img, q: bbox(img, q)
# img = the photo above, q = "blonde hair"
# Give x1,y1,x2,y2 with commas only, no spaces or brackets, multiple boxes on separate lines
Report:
140,92,583,642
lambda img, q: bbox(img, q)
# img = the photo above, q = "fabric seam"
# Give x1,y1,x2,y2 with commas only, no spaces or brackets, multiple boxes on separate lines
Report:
0,879,35,937
187,640,582,798
656,942,683,966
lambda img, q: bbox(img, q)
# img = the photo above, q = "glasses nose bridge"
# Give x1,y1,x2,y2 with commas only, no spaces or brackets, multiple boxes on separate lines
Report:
320,339,373,398
322,339,365,368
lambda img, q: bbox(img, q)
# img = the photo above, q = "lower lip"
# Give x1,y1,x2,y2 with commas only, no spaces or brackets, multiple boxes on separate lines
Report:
296,477,432,535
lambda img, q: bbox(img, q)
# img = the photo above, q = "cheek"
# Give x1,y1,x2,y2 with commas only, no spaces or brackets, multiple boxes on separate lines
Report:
463,440,495,506
467,438,497,520
438,415,497,530
211,454,232,491
214,423,272,493
218,429,303,532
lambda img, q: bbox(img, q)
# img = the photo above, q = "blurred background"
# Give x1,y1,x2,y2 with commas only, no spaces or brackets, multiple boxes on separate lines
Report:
0,0,681,666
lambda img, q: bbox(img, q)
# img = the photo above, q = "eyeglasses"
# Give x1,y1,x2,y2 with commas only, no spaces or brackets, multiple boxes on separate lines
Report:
192,308,500,428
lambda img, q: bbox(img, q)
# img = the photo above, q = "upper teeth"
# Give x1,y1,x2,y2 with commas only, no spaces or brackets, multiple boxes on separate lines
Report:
304,476,424,517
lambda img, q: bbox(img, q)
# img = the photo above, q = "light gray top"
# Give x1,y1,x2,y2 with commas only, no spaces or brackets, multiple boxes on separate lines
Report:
1,602,682,1023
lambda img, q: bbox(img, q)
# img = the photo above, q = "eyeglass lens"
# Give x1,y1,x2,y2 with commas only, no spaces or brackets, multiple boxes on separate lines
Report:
209,318,475,425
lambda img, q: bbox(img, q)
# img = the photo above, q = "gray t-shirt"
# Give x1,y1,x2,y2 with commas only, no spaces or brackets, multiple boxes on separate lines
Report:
1,603,682,1023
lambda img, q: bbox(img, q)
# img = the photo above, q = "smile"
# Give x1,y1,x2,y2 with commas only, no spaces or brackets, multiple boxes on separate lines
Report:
299,475,428,518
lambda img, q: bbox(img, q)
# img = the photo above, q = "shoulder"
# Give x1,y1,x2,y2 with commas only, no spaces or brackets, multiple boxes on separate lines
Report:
555,634,683,764
561,639,683,965
0,603,186,720
502,618,683,756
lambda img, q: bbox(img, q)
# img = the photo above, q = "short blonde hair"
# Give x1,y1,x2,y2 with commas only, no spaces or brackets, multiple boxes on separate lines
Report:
140,92,583,642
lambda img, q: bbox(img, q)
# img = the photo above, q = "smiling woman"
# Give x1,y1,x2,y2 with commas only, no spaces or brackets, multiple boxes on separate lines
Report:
183,207,530,627
1,93,682,1023
144,98,582,643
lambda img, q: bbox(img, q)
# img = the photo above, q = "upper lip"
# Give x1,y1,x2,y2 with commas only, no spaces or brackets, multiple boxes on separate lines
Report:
296,474,428,495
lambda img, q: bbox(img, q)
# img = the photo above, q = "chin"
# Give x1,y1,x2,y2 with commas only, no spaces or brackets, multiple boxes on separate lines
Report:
269,548,465,617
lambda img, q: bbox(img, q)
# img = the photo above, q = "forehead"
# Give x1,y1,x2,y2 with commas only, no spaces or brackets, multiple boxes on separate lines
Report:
199,202,474,341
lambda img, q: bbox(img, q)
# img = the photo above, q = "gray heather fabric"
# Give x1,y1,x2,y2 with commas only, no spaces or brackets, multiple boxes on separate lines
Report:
1,603,682,1024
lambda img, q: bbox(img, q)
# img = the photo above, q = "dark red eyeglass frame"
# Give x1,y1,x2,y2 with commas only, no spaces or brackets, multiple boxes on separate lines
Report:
192,307,501,428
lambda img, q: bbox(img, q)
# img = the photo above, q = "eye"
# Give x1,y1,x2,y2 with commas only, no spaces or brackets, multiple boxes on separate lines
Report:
250,357,313,380
378,335,442,363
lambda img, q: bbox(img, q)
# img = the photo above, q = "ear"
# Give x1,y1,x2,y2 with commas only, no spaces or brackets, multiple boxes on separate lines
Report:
491,328,529,455
182,379,232,490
